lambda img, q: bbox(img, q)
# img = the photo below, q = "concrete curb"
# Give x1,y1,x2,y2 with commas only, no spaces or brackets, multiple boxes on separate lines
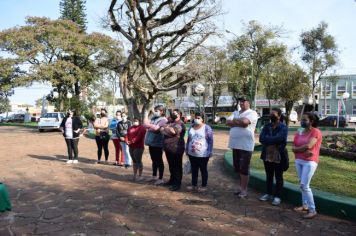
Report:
224,150,356,222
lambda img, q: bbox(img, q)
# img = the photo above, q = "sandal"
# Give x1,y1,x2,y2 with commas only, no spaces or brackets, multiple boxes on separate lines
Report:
303,212,317,219
294,206,308,212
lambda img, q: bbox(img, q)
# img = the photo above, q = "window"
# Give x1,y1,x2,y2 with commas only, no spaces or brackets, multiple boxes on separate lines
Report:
352,82,356,98
336,84,346,98
321,105,331,115
353,105,356,115
320,83,332,98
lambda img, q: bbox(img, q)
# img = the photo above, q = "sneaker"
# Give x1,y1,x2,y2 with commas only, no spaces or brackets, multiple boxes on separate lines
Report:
66,160,73,164
154,179,164,185
124,164,131,169
198,187,207,193
237,192,248,199
259,194,273,201
187,185,198,191
73,160,78,164
146,176,158,182
272,197,281,206
137,176,145,181
303,212,317,219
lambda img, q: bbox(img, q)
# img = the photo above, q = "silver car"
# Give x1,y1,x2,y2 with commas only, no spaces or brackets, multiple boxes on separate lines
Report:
38,112,65,132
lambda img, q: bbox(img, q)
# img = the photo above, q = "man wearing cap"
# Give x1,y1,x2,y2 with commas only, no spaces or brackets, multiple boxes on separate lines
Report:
226,96,258,198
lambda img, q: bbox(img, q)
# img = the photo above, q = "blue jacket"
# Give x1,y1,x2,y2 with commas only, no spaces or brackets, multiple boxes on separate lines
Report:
144,117,166,148
259,122,288,162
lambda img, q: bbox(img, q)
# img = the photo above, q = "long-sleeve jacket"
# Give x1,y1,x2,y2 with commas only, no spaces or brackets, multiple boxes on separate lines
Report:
259,122,288,162
127,125,147,149
60,116,83,138
117,120,132,138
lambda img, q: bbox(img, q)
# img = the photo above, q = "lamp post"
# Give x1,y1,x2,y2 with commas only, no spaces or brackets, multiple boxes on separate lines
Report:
67,92,72,109
194,83,205,114
53,91,59,111
337,92,350,128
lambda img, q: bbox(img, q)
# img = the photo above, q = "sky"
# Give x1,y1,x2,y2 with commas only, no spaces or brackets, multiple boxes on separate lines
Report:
1,0,356,106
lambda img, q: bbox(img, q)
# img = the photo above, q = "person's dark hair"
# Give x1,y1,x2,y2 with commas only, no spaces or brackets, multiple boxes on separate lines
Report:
194,112,205,122
133,117,140,122
100,108,107,117
67,109,77,117
121,112,127,116
173,109,182,117
304,112,319,128
154,105,165,116
271,107,284,123
116,110,121,116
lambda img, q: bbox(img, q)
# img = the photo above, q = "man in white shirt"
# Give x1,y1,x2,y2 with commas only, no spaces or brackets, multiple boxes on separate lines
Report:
226,96,258,198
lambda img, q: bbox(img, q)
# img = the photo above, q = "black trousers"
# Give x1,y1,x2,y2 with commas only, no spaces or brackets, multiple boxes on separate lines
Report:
65,138,79,160
165,151,183,187
264,161,284,198
95,136,109,161
189,156,209,187
149,146,164,179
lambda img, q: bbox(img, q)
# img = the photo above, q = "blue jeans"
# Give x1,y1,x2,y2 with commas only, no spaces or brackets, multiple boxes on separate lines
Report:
120,142,132,165
295,159,318,213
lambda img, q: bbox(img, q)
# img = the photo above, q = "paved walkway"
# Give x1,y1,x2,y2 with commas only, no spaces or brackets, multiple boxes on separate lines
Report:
0,126,355,235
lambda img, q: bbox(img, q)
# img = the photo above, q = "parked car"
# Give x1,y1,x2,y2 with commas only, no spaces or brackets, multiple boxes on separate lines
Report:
3,114,25,123
348,116,356,124
38,112,65,132
319,115,347,127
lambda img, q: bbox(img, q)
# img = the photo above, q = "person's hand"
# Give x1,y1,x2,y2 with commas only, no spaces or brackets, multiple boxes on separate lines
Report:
120,137,125,142
126,141,131,145
304,150,313,157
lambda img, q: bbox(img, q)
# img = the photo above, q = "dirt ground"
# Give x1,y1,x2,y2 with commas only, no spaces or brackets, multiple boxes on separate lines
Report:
0,126,355,236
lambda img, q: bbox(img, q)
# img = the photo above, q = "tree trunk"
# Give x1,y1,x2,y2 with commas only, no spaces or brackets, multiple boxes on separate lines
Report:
285,100,294,126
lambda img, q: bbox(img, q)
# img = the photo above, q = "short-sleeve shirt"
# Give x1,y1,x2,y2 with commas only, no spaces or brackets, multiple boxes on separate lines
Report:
187,125,208,157
228,109,258,152
293,128,322,163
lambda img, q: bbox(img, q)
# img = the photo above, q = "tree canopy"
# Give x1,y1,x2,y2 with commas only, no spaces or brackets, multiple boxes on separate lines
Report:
60,0,87,32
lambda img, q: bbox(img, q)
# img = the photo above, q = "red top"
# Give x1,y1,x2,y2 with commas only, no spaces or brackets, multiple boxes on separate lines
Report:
293,128,322,163
127,125,146,149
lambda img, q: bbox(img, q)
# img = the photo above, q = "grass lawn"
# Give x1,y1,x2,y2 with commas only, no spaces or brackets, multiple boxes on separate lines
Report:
0,122,38,128
251,145,356,198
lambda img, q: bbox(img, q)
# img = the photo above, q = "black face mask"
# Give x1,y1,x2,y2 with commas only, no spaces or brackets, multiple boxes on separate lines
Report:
171,114,178,120
101,113,106,117
270,115,278,123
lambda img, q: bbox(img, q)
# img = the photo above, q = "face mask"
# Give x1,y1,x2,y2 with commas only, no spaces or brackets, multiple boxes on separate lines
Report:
194,119,202,125
154,111,161,117
133,121,139,126
101,113,106,117
301,121,309,128
116,116,122,121
122,116,127,122
170,114,178,120
270,115,278,123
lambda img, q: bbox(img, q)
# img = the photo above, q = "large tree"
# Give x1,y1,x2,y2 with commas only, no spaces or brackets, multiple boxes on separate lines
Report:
0,17,122,112
228,20,286,109
300,21,338,111
60,0,87,32
108,0,220,119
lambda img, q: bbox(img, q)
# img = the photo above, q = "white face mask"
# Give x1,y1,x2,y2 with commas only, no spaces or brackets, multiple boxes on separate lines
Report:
194,119,202,125
133,121,139,126
122,116,127,121
116,116,122,121
154,111,161,117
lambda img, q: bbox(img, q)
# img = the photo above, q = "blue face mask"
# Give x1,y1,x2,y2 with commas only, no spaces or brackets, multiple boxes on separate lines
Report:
301,121,309,128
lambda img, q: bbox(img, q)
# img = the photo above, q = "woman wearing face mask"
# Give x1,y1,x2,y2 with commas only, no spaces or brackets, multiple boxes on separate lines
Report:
144,105,168,185
292,112,322,219
94,108,110,164
258,108,288,206
110,111,124,166
127,118,147,181
60,109,83,164
160,109,186,191
185,113,213,192
117,112,132,168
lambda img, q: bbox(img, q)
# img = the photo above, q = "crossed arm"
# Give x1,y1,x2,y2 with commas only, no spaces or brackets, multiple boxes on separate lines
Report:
226,117,250,128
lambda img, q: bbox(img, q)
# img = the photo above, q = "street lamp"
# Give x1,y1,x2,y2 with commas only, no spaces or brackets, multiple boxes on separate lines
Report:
67,92,72,108
337,92,350,128
194,83,205,113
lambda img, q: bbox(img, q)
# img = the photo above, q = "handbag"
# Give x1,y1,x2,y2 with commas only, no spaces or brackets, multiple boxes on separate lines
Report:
265,145,281,163
183,158,191,175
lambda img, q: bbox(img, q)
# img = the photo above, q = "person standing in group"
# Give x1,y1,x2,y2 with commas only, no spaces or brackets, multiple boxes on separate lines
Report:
185,113,213,192
144,105,168,185
226,96,258,198
94,108,110,164
160,109,186,191
110,110,124,166
60,109,83,164
259,108,288,206
117,112,132,168
292,112,322,219
127,118,147,181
